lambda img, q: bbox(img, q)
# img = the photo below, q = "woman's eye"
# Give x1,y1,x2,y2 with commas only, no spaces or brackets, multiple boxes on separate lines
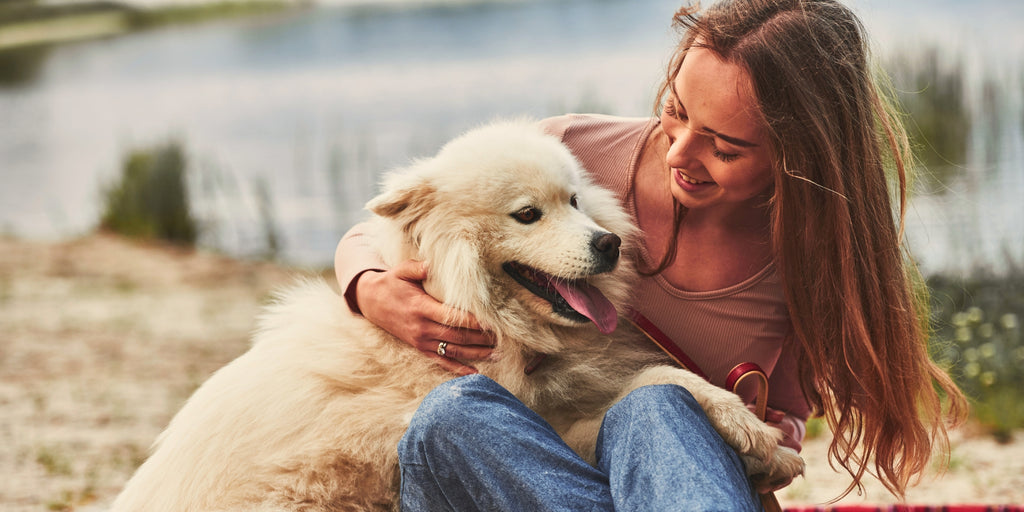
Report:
665,104,681,120
512,207,542,224
664,98,688,122
569,195,579,209
712,146,739,163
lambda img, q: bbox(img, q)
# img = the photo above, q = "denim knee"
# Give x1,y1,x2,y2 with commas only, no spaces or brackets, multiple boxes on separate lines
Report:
607,384,704,423
399,374,504,463
597,383,712,466
596,384,759,510
398,375,618,511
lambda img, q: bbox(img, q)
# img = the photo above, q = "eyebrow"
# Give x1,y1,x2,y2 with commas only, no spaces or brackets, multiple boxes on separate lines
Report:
669,86,760,149
704,126,759,148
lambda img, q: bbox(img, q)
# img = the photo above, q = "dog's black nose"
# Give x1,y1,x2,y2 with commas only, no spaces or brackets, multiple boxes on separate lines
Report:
590,232,621,271
592,232,621,254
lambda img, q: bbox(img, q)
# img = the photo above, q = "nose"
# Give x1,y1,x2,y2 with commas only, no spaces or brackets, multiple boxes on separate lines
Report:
666,125,700,170
590,232,621,272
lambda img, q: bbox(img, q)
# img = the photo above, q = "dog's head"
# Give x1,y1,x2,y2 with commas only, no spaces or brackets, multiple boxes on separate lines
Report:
366,120,636,352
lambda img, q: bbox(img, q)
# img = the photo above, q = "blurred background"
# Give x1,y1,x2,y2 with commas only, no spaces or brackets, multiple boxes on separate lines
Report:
1,0,1020,272
1,0,1022,508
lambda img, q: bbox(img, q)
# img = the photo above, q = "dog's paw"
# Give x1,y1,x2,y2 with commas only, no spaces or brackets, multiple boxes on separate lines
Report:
701,394,781,460
743,446,805,492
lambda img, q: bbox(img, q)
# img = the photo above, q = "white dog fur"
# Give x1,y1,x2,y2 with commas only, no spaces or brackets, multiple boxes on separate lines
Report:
112,120,804,511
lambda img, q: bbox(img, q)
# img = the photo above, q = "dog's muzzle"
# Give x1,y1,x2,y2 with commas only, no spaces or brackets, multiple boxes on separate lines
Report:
502,230,621,334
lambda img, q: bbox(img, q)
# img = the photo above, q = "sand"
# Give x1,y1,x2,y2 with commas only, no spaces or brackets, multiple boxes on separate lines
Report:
0,233,1019,510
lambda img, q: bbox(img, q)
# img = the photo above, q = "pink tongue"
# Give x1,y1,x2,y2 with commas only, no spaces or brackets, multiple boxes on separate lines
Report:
552,279,618,334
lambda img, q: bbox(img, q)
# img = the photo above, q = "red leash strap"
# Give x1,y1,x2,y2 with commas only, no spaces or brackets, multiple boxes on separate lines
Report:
727,362,770,422
626,309,710,382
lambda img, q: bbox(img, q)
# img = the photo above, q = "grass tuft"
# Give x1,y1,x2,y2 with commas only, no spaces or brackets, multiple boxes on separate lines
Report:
99,141,198,245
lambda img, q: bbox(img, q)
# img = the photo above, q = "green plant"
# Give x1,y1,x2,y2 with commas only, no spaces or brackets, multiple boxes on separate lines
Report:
887,47,971,192
803,416,825,441
35,444,73,476
100,141,198,245
45,485,98,512
123,0,292,30
928,274,1024,441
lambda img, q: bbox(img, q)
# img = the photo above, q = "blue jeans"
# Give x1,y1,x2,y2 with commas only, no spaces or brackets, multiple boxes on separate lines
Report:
398,374,761,511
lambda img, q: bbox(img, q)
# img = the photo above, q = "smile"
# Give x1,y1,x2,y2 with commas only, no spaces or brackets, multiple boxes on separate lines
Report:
676,169,712,185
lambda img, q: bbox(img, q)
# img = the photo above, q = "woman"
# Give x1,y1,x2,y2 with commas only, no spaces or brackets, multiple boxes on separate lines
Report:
335,0,967,508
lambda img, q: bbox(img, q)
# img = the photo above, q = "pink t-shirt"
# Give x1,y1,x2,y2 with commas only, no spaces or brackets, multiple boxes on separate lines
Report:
336,114,810,451
540,114,809,450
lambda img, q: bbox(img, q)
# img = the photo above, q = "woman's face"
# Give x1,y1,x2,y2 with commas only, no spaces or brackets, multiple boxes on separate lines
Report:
660,46,774,216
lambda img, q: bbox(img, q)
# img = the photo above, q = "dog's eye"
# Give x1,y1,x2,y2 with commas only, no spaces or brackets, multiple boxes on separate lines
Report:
512,207,542,224
570,194,579,209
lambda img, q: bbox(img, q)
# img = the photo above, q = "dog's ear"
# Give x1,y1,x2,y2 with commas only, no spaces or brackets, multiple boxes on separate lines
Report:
420,228,491,321
365,173,438,228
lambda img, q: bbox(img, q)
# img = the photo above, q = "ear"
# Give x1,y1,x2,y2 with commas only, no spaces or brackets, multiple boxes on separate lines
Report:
420,227,491,321
365,171,438,229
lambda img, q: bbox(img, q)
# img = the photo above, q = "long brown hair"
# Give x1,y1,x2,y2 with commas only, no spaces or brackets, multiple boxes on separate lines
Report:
653,0,967,500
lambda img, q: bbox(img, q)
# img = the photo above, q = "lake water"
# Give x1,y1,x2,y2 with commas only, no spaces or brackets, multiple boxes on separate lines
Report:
1,0,1021,275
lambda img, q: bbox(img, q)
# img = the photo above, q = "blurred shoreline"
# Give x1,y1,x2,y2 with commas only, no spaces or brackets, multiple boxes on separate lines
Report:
0,0,550,51
0,0,303,51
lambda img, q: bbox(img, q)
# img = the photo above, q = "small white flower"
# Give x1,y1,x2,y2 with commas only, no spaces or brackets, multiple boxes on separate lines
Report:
979,342,996,359
967,307,984,324
956,327,972,344
964,347,978,362
952,312,969,327
1001,313,1018,330
979,323,994,339
965,362,981,377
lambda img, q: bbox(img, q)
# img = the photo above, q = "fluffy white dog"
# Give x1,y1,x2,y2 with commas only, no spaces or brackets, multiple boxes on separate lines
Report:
112,120,803,511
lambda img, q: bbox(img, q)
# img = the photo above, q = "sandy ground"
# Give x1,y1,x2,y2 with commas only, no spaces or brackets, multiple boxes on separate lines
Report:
1,233,1020,511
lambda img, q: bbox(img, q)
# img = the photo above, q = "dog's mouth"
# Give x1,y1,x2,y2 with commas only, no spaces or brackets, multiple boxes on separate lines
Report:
502,261,618,334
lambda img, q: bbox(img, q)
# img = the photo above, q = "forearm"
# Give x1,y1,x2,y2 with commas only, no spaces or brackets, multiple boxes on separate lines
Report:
335,222,387,315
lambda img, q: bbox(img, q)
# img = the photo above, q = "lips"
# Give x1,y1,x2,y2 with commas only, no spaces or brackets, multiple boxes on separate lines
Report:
673,168,715,193
676,169,711,185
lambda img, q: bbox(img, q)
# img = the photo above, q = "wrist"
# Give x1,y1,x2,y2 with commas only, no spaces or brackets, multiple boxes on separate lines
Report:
346,269,384,316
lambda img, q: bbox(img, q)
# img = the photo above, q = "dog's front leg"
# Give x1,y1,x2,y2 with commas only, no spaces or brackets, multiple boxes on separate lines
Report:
559,415,606,467
618,366,802,480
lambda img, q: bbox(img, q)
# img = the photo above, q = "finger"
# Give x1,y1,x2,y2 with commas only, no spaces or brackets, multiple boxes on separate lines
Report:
423,353,478,376
436,324,495,348
390,260,487,335
419,301,486,332
441,308,486,331
417,302,490,340
754,475,794,494
392,259,429,282
435,340,494,361
764,408,786,424
756,482,788,494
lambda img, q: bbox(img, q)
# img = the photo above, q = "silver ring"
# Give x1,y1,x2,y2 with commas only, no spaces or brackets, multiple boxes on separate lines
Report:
436,341,448,357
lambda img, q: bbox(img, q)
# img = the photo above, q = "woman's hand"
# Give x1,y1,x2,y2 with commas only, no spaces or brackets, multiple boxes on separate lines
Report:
354,260,495,375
